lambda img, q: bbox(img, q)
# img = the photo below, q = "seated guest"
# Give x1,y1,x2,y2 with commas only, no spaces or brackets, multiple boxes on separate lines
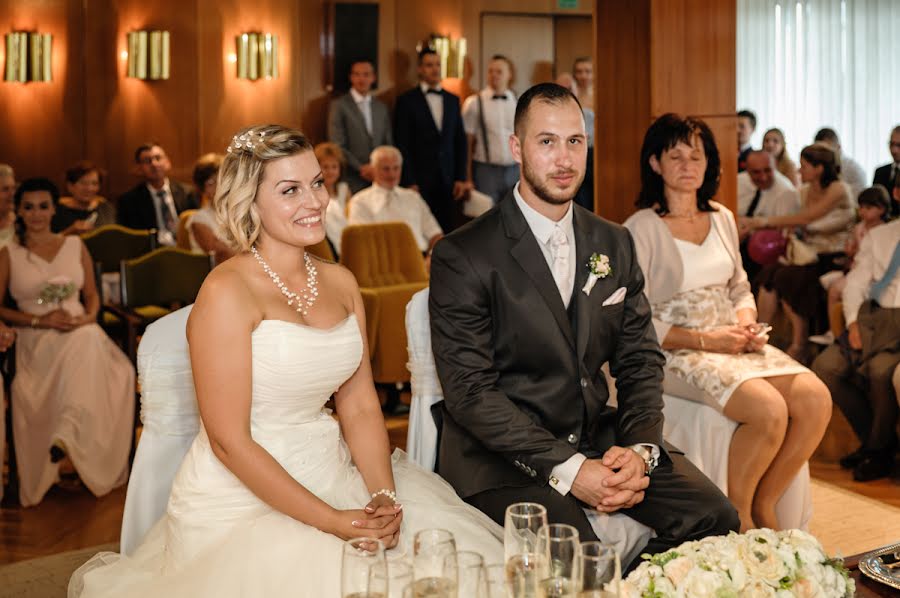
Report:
624,114,830,532
812,216,900,481
737,109,756,171
314,142,350,256
762,128,800,186
814,128,866,202
187,153,233,264
348,145,443,254
872,124,900,217
118,142,197,246
52,161,116,235
0,178,134,506
743,143,855,362
737,151,801,282
0,164,15,248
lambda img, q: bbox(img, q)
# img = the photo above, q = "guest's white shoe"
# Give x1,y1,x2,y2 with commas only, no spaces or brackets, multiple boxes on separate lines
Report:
808,331,835,346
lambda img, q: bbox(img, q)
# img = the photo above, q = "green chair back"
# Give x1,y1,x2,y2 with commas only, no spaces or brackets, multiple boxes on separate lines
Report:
81,224,158,273
120,247,213,309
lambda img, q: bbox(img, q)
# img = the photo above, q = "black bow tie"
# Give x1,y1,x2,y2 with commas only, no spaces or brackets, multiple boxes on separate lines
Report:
492,94,507,100
425,88,441,95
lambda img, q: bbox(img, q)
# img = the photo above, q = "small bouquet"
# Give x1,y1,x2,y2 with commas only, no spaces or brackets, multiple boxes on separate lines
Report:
37,276,76,307
618,529,854,597
582,253,612,296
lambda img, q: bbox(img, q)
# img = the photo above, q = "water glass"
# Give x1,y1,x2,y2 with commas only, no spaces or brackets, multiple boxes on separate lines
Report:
342,537,387,598
412,529,458,597
369,557,414,598
485,563,510,598
504,503,549,562
536,524,580,597
576,542,621,597
454,551,489,598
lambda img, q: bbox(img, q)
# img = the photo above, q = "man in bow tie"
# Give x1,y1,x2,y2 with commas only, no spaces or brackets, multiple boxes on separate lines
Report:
430,83,738,570
394,47,471,233
462,54,518,204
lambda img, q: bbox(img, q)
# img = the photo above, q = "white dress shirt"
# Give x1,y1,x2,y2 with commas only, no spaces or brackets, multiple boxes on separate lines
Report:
736,171,801,218
348,184,443,252
843,219,900,325
325,182,351,255
349,88,373,136
840,154,867,204
419,82,443,132
146,179,178,246
462,87,516,165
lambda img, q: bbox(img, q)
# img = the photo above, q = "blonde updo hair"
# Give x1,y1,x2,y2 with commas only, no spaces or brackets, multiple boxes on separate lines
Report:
215,124,314,251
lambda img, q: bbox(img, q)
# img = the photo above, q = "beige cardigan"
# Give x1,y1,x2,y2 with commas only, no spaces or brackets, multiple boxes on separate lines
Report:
623,201,757,342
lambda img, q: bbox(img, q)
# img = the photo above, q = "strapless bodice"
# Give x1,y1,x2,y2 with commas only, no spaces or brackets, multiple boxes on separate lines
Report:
249,315,363,432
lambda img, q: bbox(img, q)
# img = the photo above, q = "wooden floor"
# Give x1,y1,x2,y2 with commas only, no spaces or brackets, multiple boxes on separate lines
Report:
2,416,898,566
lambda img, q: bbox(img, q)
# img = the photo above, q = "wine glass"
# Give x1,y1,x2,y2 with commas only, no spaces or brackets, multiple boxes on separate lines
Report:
342,537,387,598
369,557,414,598
453,551,489,598
504,503,548,598
412,529,458,597
576,542,621,598
536,524,580,597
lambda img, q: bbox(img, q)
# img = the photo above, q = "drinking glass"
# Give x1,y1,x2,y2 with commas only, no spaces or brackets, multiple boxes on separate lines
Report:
453,551,489,598
369,557,414,598
412,529,458,597
576,542,621,598
342,537,387,598
536,524,580,598
504,503,549,598
485,564,510,598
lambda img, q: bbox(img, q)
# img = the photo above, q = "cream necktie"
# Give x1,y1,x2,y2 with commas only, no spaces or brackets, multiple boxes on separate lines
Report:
550,225,571,307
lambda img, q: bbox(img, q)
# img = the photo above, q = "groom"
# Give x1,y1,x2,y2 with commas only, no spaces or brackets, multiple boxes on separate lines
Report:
429,83,738,565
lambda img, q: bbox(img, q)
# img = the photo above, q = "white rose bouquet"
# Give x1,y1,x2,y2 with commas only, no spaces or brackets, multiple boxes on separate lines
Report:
618,529,854,597
37,275,76,307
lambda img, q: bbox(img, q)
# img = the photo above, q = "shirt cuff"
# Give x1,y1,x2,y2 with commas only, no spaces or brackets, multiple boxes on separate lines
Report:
629,443,660,461
549,453,586,496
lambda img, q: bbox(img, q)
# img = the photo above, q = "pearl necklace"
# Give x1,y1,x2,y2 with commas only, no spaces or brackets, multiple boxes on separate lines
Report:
251,245,319,316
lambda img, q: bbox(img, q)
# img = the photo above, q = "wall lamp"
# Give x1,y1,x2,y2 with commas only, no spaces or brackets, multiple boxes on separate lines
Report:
4,32,52,82
236,32,278,80
126,30,170,80
421,34,466,79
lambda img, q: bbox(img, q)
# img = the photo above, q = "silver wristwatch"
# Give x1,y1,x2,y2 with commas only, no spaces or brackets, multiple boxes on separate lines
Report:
631,444,659,476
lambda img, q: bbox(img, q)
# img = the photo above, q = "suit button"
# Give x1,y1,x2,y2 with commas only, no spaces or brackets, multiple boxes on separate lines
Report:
567,434,578,444
580,378,588,388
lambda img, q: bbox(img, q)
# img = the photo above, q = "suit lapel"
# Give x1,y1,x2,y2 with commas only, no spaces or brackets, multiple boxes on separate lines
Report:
573,208,593,361
502,198,575,349
440,91,452,135
415,89,441,136
347,95,373,143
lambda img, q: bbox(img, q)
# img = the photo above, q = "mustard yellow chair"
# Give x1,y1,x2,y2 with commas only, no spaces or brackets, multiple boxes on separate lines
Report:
307,238,336,262
175,209,198,251
340,223,427,385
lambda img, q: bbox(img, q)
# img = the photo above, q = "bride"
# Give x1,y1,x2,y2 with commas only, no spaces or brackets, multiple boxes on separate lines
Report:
69,125,502,597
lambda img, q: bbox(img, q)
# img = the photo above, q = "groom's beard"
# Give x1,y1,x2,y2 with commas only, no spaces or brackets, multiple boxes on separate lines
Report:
521,155,584,206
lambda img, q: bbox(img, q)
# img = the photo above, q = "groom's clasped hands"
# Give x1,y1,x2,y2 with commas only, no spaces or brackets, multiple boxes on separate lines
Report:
570,446,650,514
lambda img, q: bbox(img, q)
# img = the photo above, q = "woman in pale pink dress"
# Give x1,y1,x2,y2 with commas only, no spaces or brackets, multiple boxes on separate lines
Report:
0,177,134,506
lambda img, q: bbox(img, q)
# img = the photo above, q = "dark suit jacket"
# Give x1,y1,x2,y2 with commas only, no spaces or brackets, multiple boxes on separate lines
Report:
873,163,899,217
429,193,667,498
394,86,467,192
117,180,196,230
327,93,393,193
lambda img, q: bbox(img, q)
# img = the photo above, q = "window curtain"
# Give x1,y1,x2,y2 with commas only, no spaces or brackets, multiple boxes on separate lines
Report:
737,0,900,183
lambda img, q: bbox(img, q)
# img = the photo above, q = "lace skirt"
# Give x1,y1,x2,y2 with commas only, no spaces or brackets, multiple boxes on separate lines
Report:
653,286,809,410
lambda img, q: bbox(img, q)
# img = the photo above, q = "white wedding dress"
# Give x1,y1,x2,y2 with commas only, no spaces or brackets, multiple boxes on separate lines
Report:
69,314,503,597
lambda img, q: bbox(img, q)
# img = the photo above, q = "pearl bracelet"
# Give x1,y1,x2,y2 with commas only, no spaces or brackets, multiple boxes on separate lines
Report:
371,488,398,503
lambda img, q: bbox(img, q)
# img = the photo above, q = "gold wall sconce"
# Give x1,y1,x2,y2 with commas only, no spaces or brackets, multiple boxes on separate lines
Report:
423,34,466,79
4,32,52,83
126,30,170,80
235,32,278,80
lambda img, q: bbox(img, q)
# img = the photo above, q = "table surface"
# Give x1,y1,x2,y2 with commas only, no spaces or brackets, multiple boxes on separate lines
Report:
846,548,900,597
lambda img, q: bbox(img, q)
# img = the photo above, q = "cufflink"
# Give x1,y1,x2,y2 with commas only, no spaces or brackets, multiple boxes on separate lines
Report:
550,476,559,486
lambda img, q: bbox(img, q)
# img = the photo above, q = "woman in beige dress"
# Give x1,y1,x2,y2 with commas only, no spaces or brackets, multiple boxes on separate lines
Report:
187,153,233,264
624,114,831,532
0,177,134,506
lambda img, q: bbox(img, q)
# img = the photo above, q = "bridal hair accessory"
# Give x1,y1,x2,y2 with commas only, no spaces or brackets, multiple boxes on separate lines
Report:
582,253,612,296
226,129,267,154
250,245,319,316
370,488,398,503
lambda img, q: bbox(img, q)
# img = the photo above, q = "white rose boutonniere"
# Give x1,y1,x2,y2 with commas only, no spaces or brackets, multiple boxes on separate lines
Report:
582,253,612,296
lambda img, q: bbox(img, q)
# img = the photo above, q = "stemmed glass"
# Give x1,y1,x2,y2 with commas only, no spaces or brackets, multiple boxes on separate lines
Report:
412,529,458,597
536,524,580,597
504,503,549,598
576,542,621,598
342,537,387,598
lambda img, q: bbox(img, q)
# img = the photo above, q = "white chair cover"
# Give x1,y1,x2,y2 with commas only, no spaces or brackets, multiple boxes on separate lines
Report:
119,305,200,555
405,289,655,566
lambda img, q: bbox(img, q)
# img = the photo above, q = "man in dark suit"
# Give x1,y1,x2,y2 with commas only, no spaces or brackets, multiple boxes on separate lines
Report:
394,48,471,232
117,142,196,246
737,109,756,172
872,125,900,217
327,59,393,193
430,83,738,568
